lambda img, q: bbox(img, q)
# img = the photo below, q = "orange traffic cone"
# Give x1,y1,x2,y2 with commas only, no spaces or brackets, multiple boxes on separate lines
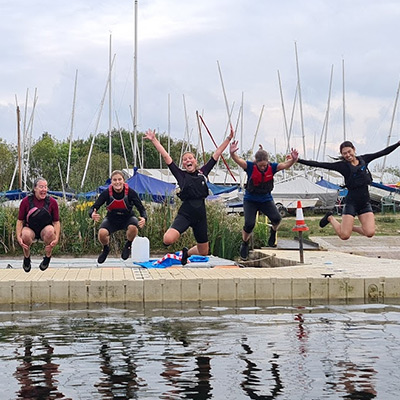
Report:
292,200,309,232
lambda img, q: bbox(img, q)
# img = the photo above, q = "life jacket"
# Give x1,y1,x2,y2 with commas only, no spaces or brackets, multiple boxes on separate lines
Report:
246,164,274,194
176,171,209,201
26,194,53,233
345,157,372,189
106,183,130,216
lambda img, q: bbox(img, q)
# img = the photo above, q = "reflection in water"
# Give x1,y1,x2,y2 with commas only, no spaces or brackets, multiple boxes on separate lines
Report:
240,337,283,399
294,312,308,355
158,319,213,399
193,356,212,398
324,360,377,399
14,336,71,400
96,341,144,399
0,304,399,399
161,355,212,399
337,361,377,399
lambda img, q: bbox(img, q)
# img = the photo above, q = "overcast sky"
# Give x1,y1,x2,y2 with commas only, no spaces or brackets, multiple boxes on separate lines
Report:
1,0,400,167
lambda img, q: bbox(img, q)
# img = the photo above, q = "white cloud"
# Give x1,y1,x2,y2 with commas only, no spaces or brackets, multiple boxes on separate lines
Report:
1,0,400,171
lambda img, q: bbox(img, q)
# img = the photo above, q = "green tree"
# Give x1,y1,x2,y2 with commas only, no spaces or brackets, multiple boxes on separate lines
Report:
0,140,16,191
29,133,61,189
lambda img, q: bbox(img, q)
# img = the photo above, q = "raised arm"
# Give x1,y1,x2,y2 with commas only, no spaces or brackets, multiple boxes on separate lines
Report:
144,129,173,165
229,140,247,170
362,140,400,163
276,148,299,171
212,126,234,161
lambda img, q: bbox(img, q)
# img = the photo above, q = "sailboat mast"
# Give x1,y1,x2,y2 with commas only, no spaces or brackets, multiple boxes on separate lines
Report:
295,42,306,159
277,70,290,153
24,88,38,190
380,79,400,181
133,0,139,168
81,57,115,188
16,102,22,189
217,60,234,135
317,64,334,161
108,33,113,177
342,59,346,141
66,69,78,187
250,105,265,155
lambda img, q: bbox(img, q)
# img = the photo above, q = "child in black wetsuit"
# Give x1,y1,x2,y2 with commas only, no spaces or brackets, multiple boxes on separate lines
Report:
144,128,233,264
298,140,400,240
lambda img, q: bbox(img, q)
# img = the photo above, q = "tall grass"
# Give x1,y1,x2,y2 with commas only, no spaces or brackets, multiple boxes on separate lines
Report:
8,199,400,259
0,199,242,259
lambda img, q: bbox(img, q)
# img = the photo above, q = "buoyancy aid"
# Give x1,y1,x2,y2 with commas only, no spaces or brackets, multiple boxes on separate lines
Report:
246,164,274,194
345,157,372,189
26,194,53,233
106,183,130,216
177,172,209,201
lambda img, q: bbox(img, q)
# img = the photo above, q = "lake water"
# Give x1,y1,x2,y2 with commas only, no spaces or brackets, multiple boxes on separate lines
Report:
0,302,399,399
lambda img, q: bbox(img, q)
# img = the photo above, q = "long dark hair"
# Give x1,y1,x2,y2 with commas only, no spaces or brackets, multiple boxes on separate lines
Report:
340,141,355,153
331,141,355,161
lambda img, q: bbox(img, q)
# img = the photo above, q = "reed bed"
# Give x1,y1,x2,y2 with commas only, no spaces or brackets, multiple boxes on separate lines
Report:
1,200,399,260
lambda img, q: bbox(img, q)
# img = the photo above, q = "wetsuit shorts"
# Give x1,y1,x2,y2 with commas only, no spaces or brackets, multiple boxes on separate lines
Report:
30,224,53,240
243,200,282,234
100,216,139,235
171,200,208,244
342,202,373,217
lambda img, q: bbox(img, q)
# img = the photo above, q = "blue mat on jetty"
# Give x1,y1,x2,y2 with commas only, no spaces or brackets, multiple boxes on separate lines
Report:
134,254,209,269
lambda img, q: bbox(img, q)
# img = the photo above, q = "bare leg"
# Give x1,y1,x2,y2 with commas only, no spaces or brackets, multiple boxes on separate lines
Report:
163,228,181,246
242,230,252,242
41,225,56,257
188,242,209,256
328,214,355,240
97,228,111,264
98,228,110,246
21,227,35,258
126,225,139,242
354,212,375,237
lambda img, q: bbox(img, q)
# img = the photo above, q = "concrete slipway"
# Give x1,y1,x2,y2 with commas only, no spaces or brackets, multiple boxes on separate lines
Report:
0,236,399,307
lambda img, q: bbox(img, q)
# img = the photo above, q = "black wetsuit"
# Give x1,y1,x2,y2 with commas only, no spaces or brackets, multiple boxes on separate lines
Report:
167,158,216,243
89,185,147,234
298,142,400,216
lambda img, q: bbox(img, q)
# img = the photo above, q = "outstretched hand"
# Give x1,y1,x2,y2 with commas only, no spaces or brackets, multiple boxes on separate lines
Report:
228,125,234,141
144,129,156,141
230,140,239,154
290,148,299,162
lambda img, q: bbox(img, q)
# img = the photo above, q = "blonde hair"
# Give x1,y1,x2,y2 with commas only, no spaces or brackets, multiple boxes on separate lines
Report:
111,170,126,180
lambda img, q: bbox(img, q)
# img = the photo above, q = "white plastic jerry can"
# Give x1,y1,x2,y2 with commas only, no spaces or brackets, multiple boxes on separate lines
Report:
131,236,150,262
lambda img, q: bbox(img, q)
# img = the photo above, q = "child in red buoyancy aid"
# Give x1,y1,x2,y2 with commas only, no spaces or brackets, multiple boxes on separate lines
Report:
230,142,298,260
89,170,147,264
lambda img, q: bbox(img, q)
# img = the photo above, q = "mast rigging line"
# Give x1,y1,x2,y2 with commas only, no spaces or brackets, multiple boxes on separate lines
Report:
198,114,237,182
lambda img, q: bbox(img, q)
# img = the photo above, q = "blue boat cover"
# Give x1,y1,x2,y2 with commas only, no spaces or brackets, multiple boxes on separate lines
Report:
316,178,348,197
0,189,27,200
207,182,238,195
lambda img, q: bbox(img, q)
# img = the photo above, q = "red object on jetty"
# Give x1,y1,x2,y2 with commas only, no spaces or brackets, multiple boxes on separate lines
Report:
292,201,309,232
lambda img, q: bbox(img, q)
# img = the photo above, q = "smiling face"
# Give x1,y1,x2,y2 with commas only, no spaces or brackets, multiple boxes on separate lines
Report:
34,179,48,200
111,172,125,192
340,146,357,163
182,152,197,173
